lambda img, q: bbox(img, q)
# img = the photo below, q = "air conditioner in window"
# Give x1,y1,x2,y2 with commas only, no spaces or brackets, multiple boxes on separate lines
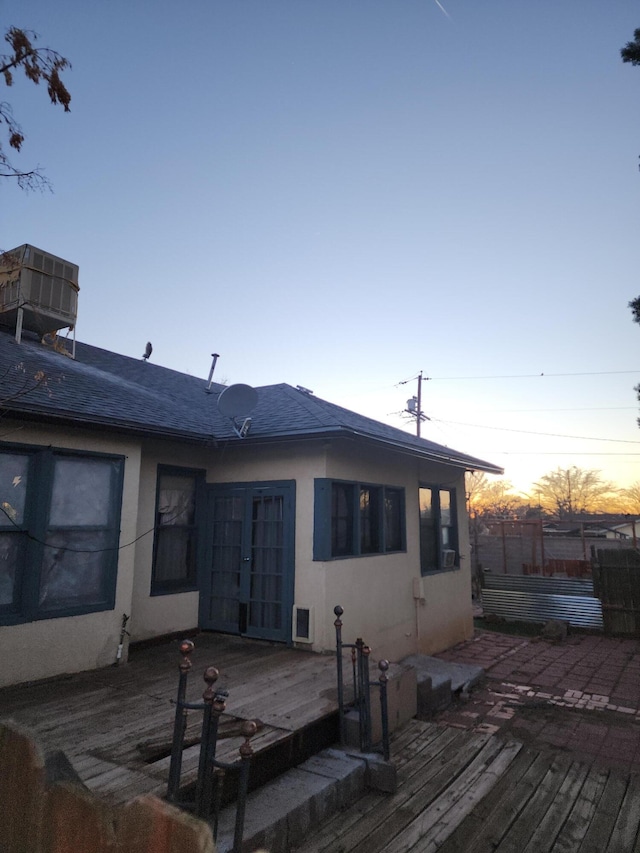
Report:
442,549,456,569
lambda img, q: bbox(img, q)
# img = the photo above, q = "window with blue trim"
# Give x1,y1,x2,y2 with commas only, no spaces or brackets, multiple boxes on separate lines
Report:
419,486,459,574
151,466,204,594
314,479,405,560
0,445,124,624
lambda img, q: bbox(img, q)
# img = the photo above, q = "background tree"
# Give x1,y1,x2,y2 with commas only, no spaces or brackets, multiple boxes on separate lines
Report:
466,473,525,518
1,26,71,190
529,466,617,520
621,29,640,65
618,481,640,515
623,30,640,400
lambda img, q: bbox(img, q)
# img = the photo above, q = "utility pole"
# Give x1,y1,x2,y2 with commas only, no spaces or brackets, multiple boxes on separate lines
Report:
404,371,428,437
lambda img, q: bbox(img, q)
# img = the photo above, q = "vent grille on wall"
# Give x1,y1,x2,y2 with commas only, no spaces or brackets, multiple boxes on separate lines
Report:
292,605,314,644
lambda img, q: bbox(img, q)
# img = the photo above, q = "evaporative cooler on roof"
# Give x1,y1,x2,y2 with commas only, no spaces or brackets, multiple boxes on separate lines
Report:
0,244,79,349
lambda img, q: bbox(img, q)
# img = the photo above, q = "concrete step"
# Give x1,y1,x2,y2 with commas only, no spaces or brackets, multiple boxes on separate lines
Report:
213,747,376,853
401,655,484,716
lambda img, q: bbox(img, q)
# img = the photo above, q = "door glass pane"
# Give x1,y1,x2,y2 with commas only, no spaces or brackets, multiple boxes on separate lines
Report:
249,496,283,630
209,495,243,626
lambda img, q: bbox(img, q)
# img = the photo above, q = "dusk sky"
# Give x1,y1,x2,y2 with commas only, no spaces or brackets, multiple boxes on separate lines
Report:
3,1,640,495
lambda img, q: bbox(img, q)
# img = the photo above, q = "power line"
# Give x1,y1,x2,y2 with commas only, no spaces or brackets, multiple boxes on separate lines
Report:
475,406,636,414
488,451,640,457
429,417,640,444
424,370,639,381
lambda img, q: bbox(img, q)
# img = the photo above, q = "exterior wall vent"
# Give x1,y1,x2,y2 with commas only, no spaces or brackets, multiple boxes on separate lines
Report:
0,244,79,351
292,605,314,644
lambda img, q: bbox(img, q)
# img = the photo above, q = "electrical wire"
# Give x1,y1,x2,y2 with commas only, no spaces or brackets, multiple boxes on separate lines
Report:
429,417,640,444
424,370,640,381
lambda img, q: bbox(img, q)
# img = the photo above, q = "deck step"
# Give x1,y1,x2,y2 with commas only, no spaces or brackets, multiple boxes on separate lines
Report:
214,748,367,853
402,655,484,716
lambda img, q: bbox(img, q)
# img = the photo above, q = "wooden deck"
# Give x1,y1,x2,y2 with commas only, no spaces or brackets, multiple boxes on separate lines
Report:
0,633,340,806
298,718,640,853
4,634,640,850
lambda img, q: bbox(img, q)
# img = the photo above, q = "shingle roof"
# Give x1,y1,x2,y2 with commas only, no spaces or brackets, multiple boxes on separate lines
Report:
0,329,502,474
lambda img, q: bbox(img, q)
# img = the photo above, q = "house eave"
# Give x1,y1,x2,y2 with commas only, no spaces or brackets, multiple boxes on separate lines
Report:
217,425,504,474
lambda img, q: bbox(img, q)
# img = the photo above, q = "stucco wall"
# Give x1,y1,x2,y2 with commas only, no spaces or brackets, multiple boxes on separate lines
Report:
317,441,473,660
0,420,141,687
129,438,328,643
2,422,475,687
131,436,473,663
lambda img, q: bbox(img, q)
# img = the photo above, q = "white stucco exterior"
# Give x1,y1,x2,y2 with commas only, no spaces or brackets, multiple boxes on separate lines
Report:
2,425,474,688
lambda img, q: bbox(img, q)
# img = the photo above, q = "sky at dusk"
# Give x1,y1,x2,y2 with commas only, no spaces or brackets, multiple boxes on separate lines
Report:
2,0,640,496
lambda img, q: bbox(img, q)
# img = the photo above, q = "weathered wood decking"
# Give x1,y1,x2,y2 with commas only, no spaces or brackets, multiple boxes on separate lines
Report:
0,633,340,806
4,633,640,851
298,718,640,853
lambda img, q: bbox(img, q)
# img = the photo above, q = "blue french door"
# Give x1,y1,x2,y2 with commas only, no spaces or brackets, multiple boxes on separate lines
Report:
201,481,295,643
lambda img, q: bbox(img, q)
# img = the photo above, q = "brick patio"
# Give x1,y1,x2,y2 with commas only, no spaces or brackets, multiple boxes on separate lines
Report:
435,629,640,775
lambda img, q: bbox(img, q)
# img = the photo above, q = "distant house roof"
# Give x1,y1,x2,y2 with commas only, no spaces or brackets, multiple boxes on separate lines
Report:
0,329,502,474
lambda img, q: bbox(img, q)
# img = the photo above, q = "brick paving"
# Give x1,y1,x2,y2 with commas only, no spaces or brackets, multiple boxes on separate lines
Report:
434,629,640,774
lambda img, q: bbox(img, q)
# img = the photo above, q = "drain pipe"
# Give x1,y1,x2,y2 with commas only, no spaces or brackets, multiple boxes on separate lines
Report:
114,613,130,665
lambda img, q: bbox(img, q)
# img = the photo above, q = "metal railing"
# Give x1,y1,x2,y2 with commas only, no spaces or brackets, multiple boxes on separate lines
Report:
333,605,391,761
167,639,257,853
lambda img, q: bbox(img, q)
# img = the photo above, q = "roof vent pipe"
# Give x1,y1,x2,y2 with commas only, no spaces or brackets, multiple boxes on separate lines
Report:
206,353,220,391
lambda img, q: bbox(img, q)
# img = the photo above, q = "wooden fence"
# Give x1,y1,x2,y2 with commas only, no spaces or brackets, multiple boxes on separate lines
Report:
0,721,216,853
593,548,640,636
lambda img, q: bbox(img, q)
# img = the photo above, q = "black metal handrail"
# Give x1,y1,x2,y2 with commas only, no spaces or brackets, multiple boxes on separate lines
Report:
167,639,257,853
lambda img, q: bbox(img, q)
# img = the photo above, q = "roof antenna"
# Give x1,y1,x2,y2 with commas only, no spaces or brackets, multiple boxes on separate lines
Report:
206,353,220,391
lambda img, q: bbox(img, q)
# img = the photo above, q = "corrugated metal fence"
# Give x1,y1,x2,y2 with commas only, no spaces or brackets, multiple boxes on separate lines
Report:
481,573,603,630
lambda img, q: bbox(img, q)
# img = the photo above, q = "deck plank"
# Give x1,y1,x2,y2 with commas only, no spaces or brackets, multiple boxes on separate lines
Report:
550,764,609,853
299,725,464,853
521,761,589,853
609,773,640,852
577,773,629,853
329,731,492,853
435,746,542,853
387,738,523,853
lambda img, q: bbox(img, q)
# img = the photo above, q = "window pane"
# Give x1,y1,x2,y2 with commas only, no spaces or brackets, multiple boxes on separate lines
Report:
360,487,380,554
158,475,195,526
154,527,194,583
419,488,438,571
50,458,113,526
384,489,403,552
439,490,451,526
331,483,354,557
153,471,199,589
39,530,111,610
0,454,29,528
0,532,23,607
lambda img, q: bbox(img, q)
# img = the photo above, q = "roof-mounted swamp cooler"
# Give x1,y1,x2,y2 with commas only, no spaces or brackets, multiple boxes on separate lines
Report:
0,244,79,357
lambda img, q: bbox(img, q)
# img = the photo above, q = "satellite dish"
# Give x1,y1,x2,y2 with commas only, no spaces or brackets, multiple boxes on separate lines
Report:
217,384,258,419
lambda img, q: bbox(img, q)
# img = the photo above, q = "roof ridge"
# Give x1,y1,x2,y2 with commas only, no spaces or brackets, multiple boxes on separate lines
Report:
275,384,338,427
